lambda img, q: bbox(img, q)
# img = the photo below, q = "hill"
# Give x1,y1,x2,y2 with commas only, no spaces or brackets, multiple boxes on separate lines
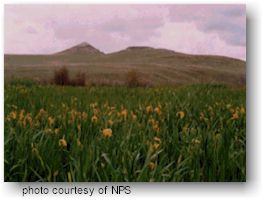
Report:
4,42,246,86
55,42,104,55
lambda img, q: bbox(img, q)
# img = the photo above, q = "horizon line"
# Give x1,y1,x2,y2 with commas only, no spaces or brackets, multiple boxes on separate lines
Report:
4,41,246,62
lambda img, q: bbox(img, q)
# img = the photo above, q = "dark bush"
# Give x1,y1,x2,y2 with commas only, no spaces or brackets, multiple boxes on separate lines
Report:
54,67,70,86
53,67,86,86
126,69,141,87
71,72,86,86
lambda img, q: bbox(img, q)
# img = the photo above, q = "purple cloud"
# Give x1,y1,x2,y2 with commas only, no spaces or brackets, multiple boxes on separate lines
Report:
168,5,246,47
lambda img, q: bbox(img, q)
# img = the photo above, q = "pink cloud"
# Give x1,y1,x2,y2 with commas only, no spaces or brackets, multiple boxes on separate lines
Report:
4,5,246,60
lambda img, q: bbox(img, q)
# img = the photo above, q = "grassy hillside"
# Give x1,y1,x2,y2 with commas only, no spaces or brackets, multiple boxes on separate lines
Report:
4,45,246,86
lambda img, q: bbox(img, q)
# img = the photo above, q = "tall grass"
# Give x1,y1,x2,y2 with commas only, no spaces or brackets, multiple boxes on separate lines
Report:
4,83,246,182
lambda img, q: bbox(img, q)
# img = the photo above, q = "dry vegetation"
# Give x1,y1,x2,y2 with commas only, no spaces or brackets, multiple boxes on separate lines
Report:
125,69,149,87
53,67,86,86
4,45,246,87
52,67,149,87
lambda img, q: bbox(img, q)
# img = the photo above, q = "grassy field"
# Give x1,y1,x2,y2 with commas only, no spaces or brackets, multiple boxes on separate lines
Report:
4,81,246,182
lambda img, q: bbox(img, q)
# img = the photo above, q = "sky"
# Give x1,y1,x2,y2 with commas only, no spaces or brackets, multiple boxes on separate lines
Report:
5,5,246,60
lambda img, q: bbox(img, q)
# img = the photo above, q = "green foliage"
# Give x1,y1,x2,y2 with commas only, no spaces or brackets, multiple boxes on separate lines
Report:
4,84,246,182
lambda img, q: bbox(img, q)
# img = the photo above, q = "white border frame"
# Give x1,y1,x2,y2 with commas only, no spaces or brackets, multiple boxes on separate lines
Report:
1,1,263,200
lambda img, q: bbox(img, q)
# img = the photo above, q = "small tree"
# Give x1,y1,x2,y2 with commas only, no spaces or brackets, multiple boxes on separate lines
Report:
54,67,70,86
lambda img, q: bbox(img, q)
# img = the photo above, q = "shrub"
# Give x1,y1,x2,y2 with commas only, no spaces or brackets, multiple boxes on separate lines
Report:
53,67,86,86
126,70,141,87
54,67,70,86
71,72,86,86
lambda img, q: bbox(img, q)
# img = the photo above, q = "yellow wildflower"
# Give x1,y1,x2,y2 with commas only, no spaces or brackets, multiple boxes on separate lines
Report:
48,116,55,126
148,118,155,125
121,109,128,119
110,106,116,110
39,108,46,114
131,112,137,121
90,102,98,109
23,113,33,127
192,138,201,144
9,111,17,120
54,128,60,134
93,108,99,115
19,109,25,121
59,136,67,147
108,119,114,126
148,162,156,170
231,112,239,120
230,108,235,113
91,115,98,123
208,106,213,112
102,128,113,138
154,136,161,143
69,110,76,123
31,147,38,155
152,123,160,132
152,143,160,150
77,124,81,132
82,112,88,120
154,107,161,115
176,111,185,119
146,105,153,113
199,112,204,120
44,128,53,134
226,104,232,108
240,106,245,114
36,108,47,119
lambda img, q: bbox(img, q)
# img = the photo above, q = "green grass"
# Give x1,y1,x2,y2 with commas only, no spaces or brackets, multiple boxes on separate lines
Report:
4,82,246,182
